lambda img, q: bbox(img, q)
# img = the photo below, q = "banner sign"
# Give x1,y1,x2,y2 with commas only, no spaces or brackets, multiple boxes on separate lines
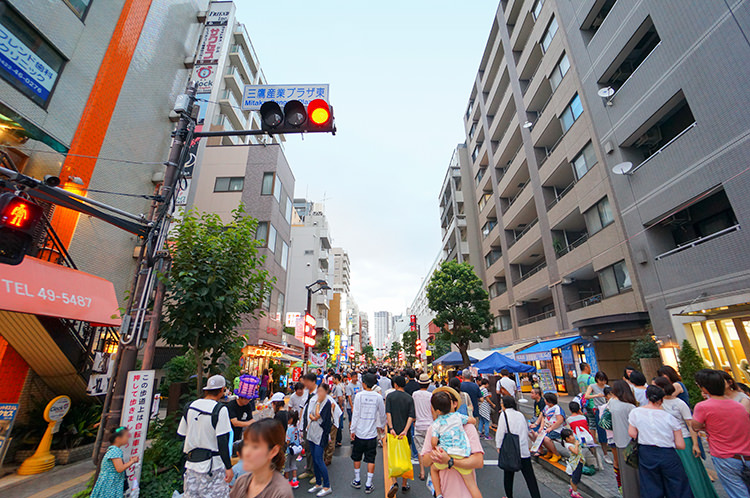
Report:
309,352,326,367
0,403,18,467
0,23,58,104
0,257,120,326
286,312,301,328
120,370,155,495
196,25,226,64
241,84,329,111
584,344,599,374
515,350,552,362
537,369,557,394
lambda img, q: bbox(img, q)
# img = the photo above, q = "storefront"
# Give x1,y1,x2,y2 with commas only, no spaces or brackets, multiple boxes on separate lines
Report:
515,336,584,394
491,341,536,392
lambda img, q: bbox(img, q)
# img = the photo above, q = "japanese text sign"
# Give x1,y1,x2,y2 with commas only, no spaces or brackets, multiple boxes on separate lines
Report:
120,370,155,494
0,403,18,466
241,84,329,111
0,23,58,104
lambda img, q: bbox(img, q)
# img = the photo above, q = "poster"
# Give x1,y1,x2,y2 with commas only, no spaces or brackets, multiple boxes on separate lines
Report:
537,368,557,394
119,370,155,495
0,403,18,466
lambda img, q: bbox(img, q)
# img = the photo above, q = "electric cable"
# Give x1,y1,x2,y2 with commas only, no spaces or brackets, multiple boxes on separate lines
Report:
0,144,165,166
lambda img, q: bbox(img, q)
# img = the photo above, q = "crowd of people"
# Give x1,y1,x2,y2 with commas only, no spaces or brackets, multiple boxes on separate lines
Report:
91,360,750,498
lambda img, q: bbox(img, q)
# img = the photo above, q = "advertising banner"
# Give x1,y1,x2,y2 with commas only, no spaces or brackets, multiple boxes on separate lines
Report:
0,23,58,103
0,403,18,466
120,370,155,495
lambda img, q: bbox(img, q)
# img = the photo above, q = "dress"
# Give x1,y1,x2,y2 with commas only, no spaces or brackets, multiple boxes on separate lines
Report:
91,445,125,498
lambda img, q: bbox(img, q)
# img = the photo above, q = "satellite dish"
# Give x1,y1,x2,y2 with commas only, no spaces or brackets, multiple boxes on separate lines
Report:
612,161,634,175
597,87,615,98
522,121,534,129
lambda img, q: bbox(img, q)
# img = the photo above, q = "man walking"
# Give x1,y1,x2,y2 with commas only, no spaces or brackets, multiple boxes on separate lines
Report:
404,369,420,395
386,375,415,497
178,375,233,498
350,373,385,494
331,374,346,447
298,373,319,481
412,373,433,481
460,368,482,419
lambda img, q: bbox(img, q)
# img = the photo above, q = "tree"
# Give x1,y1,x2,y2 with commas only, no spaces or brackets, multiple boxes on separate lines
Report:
388,341,402,363
427,260,493,367
678,340,706,408
432,334,451,360
362,344,375,364
161,206,273,392
402,329,417,364
314,331,331,354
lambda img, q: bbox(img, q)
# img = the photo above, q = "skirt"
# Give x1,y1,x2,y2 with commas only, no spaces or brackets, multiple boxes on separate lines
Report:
676,437,719,498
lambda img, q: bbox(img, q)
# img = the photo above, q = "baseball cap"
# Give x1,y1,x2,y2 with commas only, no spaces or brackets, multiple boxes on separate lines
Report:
270,392,285,403
203,374,226,390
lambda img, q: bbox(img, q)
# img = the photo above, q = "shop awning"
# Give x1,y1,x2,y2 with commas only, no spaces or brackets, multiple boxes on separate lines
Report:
466,349,495,361
0,257,121,326
493,340,536,357
515,336,582,362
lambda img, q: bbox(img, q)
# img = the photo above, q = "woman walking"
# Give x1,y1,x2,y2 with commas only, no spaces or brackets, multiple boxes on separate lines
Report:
495,396,541,498
584,371,613,463
306,383,333,497
609,380,639,498
628,385,692,498
653,377,718,498
259,369,270,401
230,418,293,498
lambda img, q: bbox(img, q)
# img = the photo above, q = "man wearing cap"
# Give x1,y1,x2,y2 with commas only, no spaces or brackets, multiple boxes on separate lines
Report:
412,373,433,481
227,384,256,456
178,375,233,498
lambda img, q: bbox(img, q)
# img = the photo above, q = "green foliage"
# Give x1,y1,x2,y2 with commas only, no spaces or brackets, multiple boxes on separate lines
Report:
427,261,493,367
363,344,375,363
72,475,94,498
388,341,402,362
432,335,452,360
15,400,100,450
402,329,417,364
268,360,288,392
630,335,660,365
678,340,706,408
159,354,197,397
139,413,184,498
314,331,331,354
161,205,274,391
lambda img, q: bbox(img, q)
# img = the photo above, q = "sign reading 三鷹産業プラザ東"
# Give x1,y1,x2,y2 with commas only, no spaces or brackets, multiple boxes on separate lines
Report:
241,84,329,111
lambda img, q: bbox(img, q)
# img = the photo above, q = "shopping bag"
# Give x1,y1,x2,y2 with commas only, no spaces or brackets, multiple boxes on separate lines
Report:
387,434,413,478
498,412,522,472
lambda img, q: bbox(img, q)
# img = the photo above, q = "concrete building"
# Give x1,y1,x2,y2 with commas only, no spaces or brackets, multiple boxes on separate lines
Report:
332,247,351,295
372,311,392,355
286,200,332,331
192,143,297,350
391,314,409,348
359,312,370,351
545,0,750,377
408,252,444,360
462,0,653,391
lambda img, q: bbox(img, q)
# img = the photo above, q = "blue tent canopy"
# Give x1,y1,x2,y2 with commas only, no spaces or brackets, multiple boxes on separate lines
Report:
472,352,536,374
514,336,582,362
432,351,477,366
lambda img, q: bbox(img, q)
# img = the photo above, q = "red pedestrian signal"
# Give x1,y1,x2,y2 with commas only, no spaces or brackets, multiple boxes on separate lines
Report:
0,193,43,265
258,99,335,135
303,313,317,347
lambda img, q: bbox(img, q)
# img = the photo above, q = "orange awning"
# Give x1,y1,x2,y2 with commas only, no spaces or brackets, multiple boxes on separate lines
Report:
0,257,121,326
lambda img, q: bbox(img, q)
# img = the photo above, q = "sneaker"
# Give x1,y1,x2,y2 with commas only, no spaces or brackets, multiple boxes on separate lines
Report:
351,480,362,489
299,471,312,479
388,483,399,498
365,484,374,494
297,455,304,462
310,477,317,484
308,485,322,494
604,454,614,465
317,489,333,497
571,492,583,498
290,478,300,489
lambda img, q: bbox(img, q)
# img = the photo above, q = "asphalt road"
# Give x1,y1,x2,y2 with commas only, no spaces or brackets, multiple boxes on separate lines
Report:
292,418,586,498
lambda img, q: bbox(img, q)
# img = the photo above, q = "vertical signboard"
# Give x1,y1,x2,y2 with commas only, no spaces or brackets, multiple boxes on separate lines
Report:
120,370,155,495
0,403,18,467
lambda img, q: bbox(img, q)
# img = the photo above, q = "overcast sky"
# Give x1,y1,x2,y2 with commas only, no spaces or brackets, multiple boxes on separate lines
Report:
237,1,498,318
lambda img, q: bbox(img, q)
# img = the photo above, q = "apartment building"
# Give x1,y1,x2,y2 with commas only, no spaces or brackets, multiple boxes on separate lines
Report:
372,311,392,354
463,0,654,389
332,247,351,294
546,0,750,378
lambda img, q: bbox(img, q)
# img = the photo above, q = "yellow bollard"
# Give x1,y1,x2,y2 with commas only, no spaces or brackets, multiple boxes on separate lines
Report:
17,395,71,475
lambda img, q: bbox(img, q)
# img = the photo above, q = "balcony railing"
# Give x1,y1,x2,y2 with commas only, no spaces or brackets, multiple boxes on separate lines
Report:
567,293,603,311
508,180,529,207
654,224,740,261
514,217,539,242
519,309,555,326
632,122,697,174
514,260,547,284
555,232,588,257
547,180,576,209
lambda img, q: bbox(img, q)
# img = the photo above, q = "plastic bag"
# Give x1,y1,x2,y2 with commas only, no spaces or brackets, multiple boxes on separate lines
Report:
387,434,413,478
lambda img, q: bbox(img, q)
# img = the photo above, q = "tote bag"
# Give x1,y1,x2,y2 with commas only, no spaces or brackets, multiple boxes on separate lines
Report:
497,411,522,472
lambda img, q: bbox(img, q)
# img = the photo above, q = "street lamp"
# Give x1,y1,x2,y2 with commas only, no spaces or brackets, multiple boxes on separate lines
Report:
304,280,330,371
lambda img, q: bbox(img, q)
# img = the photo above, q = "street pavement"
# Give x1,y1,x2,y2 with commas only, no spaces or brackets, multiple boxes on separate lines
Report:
292,418,588,498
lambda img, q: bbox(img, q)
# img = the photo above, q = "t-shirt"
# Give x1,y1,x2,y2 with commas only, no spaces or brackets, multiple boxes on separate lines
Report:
478,386,492,421
288,392,306,415
564,441,583,475
226,398,255,443
378,377,392,397
533,398,545,419
178,399,232,473
693,397,750,458
404,379,421,396
608,398,635,449
386,389,416,436
421,422,484,498
661,397,692,439
577,373,593,396
346,381,363,408
431,412,471,457
628,407,681,448
229,468,294,498
413,389,433,432
351,389,386,439
543,404,563,434
331,383,345,407
567,413,588,435
633,386,647,407
495,408,531,458
460,381,481,417
497,377,516,397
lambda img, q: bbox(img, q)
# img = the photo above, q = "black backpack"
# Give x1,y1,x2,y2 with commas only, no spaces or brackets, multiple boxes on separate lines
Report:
184,399,225,428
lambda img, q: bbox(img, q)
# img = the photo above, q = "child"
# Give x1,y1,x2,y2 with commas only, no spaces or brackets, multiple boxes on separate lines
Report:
561,428,584,498
91,427,138,498
429,391,481,498
285,411,301,488
478,379,495,440
567,401,595,446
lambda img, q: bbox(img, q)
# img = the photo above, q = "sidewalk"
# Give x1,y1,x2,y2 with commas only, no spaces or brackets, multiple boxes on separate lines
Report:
0,459,94,498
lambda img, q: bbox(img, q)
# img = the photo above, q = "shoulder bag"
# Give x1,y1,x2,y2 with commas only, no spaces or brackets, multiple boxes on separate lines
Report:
497,411,522,472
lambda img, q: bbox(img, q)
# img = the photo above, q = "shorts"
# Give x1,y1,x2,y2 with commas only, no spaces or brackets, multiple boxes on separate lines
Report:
351,436,378,464
548,431,562,441
570,461,583,485
284,454,297,473
413,429,427,455
433,455,472,475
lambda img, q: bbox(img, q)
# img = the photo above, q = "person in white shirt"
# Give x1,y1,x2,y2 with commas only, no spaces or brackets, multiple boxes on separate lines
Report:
412,373,434,481
177,375,233,498
495,396,541,498
349,373,385,494
345,373,363,420
496,369,517,399
378,370,392,399
288,382,307,416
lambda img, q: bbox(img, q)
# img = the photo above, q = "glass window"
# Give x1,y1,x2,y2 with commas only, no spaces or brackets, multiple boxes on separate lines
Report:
261,172,274,195
599,260,631,297
256,221,268,243
475,168,485,186
584,197,614,234
478,192,492,211
63,0,92,18
262,290,272,311
571,142,597,180
273,176,282,202
285,197,293,224
278,292,285,315
281,242,289,270
229,177,244,191
214,177,230,192
469,121,477,139
541,16,558,53
214,177,243,192
532,0,545,20
560,94,583,132
0,3,65,106
550,53,570,91
268,224,277,253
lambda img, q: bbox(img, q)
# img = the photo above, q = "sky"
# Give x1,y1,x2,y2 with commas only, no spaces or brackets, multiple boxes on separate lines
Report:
237,1,499,317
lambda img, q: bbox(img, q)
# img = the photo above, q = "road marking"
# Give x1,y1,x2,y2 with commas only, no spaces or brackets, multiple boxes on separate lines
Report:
27,471,92,498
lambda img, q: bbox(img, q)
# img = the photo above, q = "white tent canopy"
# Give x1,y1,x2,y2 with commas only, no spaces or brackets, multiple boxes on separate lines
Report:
466,349,495,361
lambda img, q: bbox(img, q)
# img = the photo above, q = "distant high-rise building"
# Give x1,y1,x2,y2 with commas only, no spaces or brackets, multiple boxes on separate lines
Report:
332,247,351,295
373,311,392,353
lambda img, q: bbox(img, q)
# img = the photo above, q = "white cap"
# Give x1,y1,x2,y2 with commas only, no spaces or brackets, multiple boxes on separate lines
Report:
270,392,285,403
203,374,226,390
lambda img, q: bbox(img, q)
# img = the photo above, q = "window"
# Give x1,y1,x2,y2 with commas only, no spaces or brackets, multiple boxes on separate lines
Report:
213,176,244,192
541,16,558,53
63,0,92,18
571,142,597,180
0,3,65,107
256,222,269,243
466,100,474,120
273,176,282,202
280,242,289,270
277,292,285,315
469,121,477,139
560,93,583,133
472,144,481,163
485,248,502,268
478,192,492,211
268,224,277,253
285,197,293,224
261,172,275,195
598,260,631,297
475,168,485,186
495,315,512,331
584,197,614,234
549,53,570,91
600,17,660,92
304,249,314,256
482,219,497,238
581,0,617,36
262,290,272,311
489,280,507,298
532,0,544,20
628,92,695,162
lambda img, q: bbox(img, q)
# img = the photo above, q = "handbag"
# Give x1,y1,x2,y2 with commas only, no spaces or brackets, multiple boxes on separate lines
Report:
598,408,612,430
624,439,639,468
497,411,522,472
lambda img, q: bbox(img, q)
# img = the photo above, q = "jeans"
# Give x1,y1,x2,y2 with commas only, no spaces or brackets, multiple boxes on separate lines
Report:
638,445,692,498
336,414,343,444
409,425,417,459
503,458,541,498
478,416,491,438
258,386,268,401
310,442,330,488
712,456,750,498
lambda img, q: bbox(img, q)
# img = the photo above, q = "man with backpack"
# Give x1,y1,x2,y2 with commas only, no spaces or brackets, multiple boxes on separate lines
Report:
177,375,233,498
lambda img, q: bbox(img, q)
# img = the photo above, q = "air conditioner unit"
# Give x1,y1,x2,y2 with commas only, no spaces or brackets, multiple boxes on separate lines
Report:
634,127,662,148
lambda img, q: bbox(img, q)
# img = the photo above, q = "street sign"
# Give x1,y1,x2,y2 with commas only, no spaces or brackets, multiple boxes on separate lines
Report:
120,370,156,496
0,403,18,467
241,84,329,111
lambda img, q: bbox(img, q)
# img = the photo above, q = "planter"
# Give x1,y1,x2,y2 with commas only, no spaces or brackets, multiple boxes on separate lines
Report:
14,442,95,465
640,357,661,384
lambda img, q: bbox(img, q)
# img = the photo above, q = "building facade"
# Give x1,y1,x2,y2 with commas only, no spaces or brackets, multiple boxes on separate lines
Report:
372,311,392,355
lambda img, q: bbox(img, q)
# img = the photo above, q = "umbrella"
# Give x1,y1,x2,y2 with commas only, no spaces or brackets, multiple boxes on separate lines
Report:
432,351,478,366
472,352,536,374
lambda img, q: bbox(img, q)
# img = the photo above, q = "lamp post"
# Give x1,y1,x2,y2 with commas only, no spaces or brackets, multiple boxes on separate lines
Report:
304,279,330,372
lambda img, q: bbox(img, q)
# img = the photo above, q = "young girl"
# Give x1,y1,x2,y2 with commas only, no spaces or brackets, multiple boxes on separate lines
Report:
478,379,495,440
285,411,301,488
561,428,584,498
429,391,481,498
91,427,138,498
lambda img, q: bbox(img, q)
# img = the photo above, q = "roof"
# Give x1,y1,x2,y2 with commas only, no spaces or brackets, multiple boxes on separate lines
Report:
515,336,582,361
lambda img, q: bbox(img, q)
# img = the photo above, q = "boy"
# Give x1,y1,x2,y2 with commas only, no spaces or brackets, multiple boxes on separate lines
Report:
350,373,385,494
285,411,301,488
561,428,583,498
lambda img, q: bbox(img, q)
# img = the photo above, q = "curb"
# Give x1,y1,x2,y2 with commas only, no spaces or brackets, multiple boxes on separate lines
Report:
533,456,619,498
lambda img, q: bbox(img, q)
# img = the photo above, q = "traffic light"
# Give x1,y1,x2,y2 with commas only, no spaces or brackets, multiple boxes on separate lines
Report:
0,193,43,265
303,313,317,347
259,99,335,135
415,339,422,357
409,315,417,332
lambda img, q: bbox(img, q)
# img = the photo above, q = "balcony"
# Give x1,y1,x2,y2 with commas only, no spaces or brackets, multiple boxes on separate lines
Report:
510,9,534,53
224,66,246,100
229,44,255,83
519,309,555,326
219,89,248,131
513,258,547,285
517,312,558,339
